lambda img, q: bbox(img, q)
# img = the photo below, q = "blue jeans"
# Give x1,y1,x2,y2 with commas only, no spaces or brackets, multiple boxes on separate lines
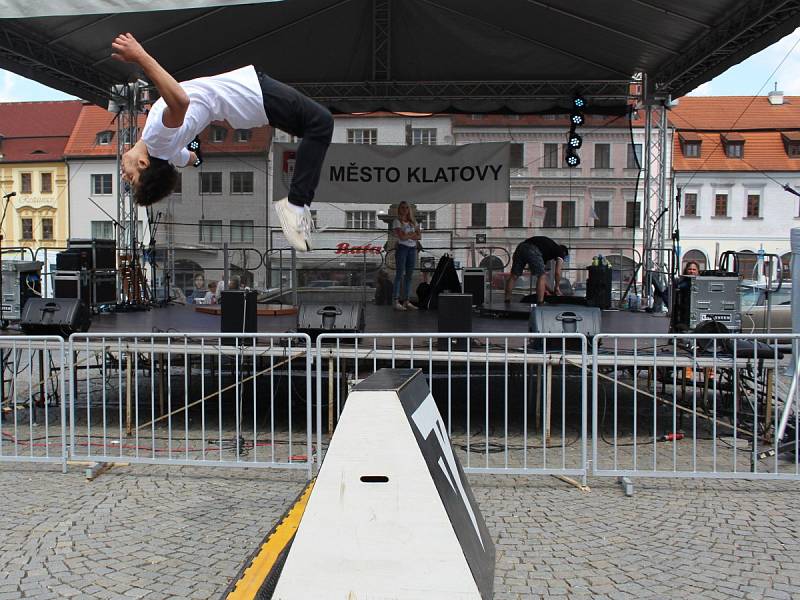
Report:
258,73,333,207
393,244,417,302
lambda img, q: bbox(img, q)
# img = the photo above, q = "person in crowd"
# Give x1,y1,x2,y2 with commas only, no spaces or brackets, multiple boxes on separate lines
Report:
203,280,218,304
112,32,332,252
392,201,421,311
188,273,206,304
683,261,701,276
505,236,569,304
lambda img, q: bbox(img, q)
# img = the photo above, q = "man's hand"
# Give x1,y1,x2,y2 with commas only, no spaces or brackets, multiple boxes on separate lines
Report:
111,33,148,65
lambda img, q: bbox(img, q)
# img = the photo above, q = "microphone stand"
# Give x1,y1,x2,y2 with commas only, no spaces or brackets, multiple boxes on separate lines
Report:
0,192,16,327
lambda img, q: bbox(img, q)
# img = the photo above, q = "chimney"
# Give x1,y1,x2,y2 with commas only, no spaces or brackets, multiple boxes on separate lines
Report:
769,82,784,105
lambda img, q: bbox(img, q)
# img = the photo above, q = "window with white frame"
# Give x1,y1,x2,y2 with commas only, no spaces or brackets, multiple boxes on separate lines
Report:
626,143,642,169
230,172,254,194
346,211,376,229
211,126,226,143
347,129,377,145
684,192,698,216
41,218,53,240
415,211,437,230
561,201,576,227
199,220,223,242
593,201,609,227
200,172,222,194
91,174,113,195
96,130,113,145
235,129,252,143
91,221,115,240
543,201,557,227
714,193,728,217
411,128,437,145
746,193,760,218
626,201,641,228
594,144,611,169
471,203,487,227
230,220,254,243
543,143,559,168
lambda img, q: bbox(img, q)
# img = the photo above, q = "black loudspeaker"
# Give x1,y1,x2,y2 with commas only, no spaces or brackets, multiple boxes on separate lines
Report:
20,298,91,338
462,268,485,306
529,305,601,351
56,249,90,271
67,239,116,270
221,290,258,343
585,264,612,309
437,293,472,351
297,303,364,341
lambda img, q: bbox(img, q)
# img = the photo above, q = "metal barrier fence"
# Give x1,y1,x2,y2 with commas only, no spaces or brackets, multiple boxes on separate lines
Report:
592,333,800,480
68,333,314,475
315,333,588,480
0,336,66,470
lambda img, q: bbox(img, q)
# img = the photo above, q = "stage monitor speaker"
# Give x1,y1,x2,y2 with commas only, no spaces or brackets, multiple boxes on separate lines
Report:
20,298,90,338
437,293,472,351
297,302,364,341
529,305,601,351
585,263,612,309
220,290,258,343
462,268,485,306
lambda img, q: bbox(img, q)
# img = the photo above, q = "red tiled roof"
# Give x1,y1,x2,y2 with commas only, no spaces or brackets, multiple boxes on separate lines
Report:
0,100,83,163
0,100,83,137
64,105,271,158
672,131,800,172
670,95,800,130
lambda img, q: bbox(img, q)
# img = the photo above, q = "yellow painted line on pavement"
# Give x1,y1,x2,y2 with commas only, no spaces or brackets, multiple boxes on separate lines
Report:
226,480,314,600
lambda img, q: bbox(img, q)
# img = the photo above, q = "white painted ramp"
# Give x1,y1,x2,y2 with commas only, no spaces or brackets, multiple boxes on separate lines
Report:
273,368,494,599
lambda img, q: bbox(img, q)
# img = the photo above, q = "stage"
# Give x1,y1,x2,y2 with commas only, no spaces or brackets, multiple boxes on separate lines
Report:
2,301,670,338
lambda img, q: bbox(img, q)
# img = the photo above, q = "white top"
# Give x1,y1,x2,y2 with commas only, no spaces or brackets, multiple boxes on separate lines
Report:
393,218,418,248
141,65,268,166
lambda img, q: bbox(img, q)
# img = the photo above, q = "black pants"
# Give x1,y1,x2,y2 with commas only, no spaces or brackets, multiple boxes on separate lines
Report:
258,73,333,207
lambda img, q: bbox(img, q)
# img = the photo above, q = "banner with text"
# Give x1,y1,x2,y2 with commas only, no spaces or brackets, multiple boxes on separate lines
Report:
273,142,510,204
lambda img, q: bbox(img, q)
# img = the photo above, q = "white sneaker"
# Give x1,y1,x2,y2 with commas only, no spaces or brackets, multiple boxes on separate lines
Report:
302,205,316,251
393,301,406,311
275,197,311,252
403,301,418,311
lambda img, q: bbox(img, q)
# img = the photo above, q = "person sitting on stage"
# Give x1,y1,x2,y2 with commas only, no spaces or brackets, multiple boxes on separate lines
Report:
504,236,569,304
391,201,421,311
203,281,218,305
112,32,333,253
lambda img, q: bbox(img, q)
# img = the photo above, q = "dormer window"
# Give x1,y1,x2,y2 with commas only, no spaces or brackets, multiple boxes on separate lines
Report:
211,126,226,143
235,129,252,143
679,132,702,158
721,133,744,158
781,132,800,157
96,130,114,145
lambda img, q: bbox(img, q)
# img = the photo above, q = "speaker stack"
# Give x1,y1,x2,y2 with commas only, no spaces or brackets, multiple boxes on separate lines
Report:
54,239,117,307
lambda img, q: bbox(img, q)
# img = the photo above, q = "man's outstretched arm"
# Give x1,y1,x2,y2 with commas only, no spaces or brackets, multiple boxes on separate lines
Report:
111,32,189,128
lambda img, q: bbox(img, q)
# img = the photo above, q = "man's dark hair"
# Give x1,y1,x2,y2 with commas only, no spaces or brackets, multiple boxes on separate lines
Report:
134,157,178,206
559,245,569,258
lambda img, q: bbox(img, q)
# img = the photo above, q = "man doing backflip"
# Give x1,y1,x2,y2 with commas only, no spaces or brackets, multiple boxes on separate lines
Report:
505,236,569,304
112,32,332,252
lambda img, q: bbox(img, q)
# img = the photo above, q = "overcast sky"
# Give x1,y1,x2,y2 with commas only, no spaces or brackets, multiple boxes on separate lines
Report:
1,27,799,103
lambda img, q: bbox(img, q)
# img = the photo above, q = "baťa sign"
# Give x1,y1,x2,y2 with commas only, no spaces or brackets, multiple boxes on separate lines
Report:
274,141,510,204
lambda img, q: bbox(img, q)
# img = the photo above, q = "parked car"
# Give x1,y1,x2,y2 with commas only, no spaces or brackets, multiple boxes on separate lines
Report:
740,281,791,333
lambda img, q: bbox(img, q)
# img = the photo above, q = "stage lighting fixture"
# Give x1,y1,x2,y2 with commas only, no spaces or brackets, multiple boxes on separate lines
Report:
570,111,585,126
573,95,586,109
568,131,582,149
565,150,581,168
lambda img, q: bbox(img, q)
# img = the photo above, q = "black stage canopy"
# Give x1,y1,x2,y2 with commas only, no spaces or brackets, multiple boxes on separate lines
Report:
1,0,799,114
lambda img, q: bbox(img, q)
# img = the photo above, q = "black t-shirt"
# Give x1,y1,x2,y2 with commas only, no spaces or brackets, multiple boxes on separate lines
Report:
524,236,567,262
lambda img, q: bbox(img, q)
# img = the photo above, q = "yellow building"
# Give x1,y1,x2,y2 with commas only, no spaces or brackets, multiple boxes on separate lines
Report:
0,100,83,252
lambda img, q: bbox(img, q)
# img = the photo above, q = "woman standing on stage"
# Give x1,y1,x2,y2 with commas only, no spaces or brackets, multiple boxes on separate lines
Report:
392,201,421,311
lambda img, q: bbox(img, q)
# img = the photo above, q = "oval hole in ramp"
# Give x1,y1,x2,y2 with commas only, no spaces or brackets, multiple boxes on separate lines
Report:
360,475,389,483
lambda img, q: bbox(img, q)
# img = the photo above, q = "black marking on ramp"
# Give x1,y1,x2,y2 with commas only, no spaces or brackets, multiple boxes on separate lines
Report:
389,369,496,600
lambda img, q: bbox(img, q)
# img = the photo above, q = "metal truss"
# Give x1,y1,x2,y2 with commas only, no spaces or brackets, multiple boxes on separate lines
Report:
655,0,800,97
293,80,633,104
0,22,114,106
641,102,670,300
373,0,391,81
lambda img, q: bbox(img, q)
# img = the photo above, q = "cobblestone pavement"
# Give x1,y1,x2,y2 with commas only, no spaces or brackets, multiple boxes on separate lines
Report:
0,464,799,599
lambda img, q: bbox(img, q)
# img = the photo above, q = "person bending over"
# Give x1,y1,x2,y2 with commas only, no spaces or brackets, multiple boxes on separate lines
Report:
112,32,332,252
505,236,568,304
